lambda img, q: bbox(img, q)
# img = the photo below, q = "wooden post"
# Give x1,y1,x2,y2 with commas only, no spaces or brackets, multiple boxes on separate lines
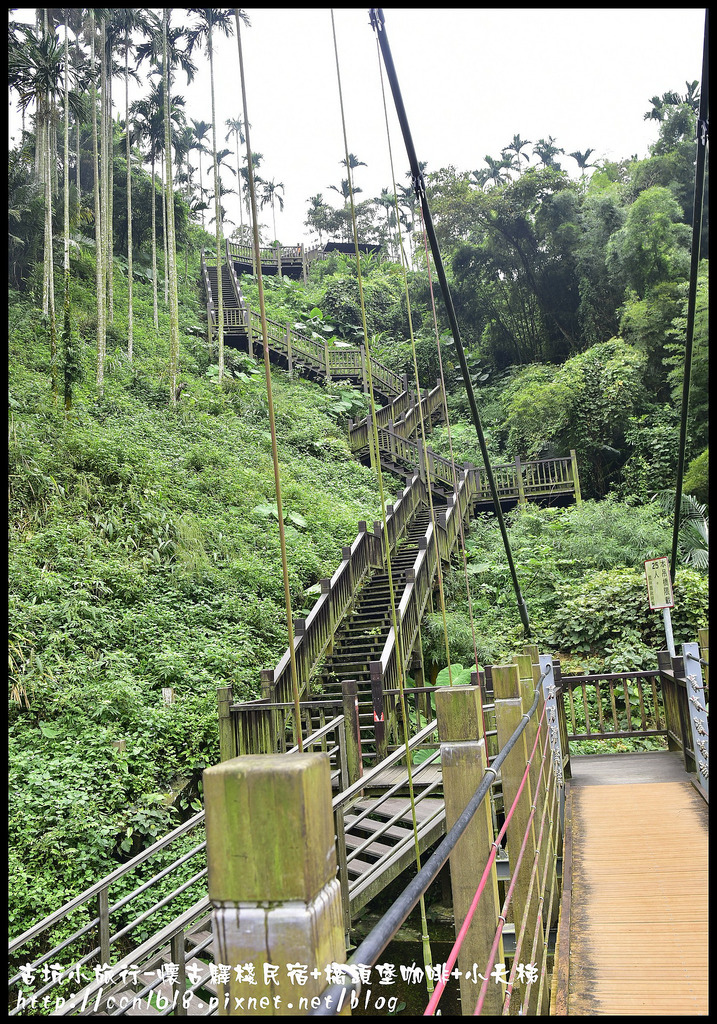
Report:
217,686,236,762
493,663,541,1016
98,885,111,965
341,679,363,786
370,664,387,762
569,449,582,504
698,627,709,690
671,652,695,772
515,456,526,504
286,326,293,373
302,243,307,286
657,650,681,753
204,754,348,1015
549,658,571,781
435,685,505,1014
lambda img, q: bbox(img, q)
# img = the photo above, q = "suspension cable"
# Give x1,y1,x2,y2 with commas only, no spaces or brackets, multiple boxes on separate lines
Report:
373,35,455,689
330,9,435,988
669,9,708,585
417,203,488,732
235,11,302,750
370,7,531,637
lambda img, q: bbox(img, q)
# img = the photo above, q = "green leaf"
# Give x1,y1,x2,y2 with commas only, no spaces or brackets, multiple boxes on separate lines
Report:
252,503,279,520
39,723,62,739
288,512,307,529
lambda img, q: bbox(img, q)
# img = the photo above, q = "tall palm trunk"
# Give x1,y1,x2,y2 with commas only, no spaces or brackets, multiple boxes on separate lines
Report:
209,29,224,381
162,150,169,305
100,18,109,329
197,144,205,229
125,35,133,360
150,154,158,330
89,13,105,398
106,55,114,323
163,10,180,407
45,115,58,401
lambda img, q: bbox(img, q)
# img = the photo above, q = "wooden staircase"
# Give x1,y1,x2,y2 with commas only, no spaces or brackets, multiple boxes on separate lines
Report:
319,506,432,759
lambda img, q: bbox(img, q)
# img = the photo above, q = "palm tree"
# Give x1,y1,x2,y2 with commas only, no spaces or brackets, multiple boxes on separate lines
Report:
682,80,700,112
162,10,181,408
340,152,367,173
481,154,511,188
503,134,531,174
374,187,398,257
239,151,262,245
225,116,249,236
189,8,238,383
260,178,285,242
190,117,212,229
115,9,153,360
131,87,164,330
304,193,329,245
9,20,66,347
533,136,564,169
89,10,106,398
569,148,596,177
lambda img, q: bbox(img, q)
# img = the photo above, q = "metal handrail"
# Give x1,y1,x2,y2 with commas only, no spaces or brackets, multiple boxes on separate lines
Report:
311,678,547,1015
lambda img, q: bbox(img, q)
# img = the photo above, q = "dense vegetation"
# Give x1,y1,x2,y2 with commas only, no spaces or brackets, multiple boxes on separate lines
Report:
8,9,707,957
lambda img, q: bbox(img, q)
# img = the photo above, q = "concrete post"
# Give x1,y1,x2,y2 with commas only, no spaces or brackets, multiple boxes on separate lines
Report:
435,685,505,1015
204,754,349,1015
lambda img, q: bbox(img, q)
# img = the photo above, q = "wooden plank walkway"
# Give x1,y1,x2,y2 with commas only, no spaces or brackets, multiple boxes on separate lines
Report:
561,752,708,1015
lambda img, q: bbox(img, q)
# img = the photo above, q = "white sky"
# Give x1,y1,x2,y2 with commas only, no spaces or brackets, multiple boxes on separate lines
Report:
9,8,707,245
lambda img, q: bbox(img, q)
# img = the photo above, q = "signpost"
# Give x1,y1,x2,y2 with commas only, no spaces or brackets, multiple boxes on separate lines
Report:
644,556,676,657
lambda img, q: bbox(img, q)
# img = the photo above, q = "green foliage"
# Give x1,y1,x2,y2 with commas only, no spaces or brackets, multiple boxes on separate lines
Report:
682,448,708,505
497,340,649,497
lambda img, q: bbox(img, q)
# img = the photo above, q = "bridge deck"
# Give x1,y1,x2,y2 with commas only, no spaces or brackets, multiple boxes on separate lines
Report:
559,752,708,1015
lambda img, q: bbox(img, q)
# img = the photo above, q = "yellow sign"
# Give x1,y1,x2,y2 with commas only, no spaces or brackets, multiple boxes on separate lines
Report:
644,556,674,609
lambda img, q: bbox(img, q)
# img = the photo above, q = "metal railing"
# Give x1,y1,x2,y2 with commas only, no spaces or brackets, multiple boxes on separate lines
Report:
10,715,348,1017
310,672,555,1015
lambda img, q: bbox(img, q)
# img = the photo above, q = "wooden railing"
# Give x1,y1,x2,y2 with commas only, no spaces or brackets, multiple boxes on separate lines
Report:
258,473,428,710
559,668,666,743
348,381,444,451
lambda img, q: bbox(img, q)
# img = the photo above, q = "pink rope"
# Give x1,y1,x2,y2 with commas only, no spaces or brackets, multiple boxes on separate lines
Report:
473,724,551,1016
424,702,547,1015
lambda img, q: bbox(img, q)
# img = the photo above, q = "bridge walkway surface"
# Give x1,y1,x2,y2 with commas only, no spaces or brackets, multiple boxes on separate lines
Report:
557,750,708,1015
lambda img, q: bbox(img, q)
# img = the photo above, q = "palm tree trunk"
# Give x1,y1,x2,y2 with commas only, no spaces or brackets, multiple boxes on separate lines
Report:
107,52,114,324
125,37,133,361
162,151,168,306
151,157,158,330
100,18,110,327
45,116,58,402
209,29,224,381
163,9,180,408
198,145,205,229
91,12,105,398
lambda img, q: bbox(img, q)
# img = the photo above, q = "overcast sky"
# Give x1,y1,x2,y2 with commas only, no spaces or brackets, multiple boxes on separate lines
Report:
9,8,707,244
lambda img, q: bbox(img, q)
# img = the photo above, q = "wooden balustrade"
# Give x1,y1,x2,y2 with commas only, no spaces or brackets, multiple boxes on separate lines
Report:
560,670,667,743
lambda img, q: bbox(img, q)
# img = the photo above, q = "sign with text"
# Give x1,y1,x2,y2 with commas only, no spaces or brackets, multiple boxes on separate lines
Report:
644,556,674,609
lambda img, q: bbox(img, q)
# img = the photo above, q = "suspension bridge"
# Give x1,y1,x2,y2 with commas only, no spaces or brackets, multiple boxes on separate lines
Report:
7,244,708,1016
9,5,708,1014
